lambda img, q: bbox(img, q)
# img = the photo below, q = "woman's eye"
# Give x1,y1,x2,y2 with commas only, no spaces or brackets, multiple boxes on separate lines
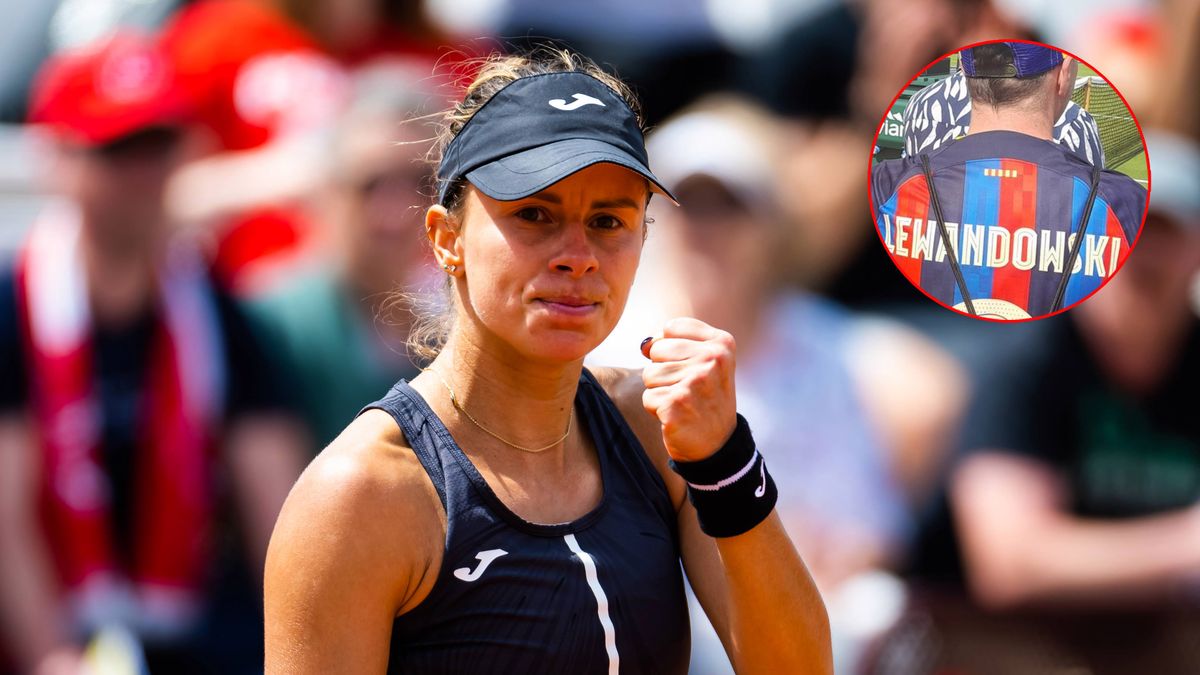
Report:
515,207,549,222
591,214,623,230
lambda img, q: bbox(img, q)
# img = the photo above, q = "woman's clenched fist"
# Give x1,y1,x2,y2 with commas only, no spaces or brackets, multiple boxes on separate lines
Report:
641,317,738,463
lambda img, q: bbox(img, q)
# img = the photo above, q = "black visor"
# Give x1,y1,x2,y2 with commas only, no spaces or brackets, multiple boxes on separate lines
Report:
436,71,676,206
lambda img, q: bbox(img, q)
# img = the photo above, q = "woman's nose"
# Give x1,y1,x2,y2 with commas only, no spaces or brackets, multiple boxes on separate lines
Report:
549,224,599,277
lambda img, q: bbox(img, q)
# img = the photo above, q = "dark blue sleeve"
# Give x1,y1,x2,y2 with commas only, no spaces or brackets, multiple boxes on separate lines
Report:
1100,171,1148,244
0,262,28,413
870,158,908,220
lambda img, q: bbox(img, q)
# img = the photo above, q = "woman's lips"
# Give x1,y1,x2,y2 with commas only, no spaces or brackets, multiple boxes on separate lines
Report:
534,297,599,316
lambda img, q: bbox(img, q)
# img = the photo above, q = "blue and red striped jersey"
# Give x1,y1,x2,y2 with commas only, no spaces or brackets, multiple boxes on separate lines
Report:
871,130,1146,319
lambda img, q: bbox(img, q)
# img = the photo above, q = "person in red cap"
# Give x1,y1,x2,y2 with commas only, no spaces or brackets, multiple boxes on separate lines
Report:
0,32,309,674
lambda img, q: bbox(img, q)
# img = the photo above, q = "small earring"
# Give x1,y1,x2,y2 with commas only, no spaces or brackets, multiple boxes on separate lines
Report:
443,263,457,273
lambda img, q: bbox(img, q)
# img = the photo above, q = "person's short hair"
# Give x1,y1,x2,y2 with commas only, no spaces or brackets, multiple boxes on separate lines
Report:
964,44,1053,108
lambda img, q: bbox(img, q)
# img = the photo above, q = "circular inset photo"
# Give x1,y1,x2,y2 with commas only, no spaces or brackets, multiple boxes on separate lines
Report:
869,39,1149,321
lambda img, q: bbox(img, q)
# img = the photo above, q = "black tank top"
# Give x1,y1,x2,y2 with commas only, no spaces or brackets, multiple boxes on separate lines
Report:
362,369,691,674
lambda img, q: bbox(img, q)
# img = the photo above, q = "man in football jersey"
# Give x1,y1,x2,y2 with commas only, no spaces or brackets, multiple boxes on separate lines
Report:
871,41,1146,320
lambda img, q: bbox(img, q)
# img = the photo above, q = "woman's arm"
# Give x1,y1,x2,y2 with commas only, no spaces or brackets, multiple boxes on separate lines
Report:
679,505,832,673
597,318,833,674
264,410,444,673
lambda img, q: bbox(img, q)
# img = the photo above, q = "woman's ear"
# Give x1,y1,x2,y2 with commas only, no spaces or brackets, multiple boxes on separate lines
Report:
426,203,464,275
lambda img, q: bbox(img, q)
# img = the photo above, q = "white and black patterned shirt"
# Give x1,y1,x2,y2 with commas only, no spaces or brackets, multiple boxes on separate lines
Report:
902,69,1106,167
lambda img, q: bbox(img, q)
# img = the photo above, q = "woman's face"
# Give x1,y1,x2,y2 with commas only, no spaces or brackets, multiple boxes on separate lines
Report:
443,162,650,364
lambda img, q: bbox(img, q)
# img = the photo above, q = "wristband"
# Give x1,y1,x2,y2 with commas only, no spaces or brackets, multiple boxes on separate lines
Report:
668,414,777,538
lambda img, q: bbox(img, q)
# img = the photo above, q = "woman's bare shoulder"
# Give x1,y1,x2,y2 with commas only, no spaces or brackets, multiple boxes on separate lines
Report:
266,408,445,614
292,408,443,525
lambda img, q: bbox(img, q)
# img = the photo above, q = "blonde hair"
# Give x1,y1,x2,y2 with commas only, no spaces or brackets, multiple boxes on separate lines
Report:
388,47,645,364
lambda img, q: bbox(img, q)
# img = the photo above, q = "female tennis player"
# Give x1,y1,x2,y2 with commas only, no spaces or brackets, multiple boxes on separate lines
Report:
264,48,831,674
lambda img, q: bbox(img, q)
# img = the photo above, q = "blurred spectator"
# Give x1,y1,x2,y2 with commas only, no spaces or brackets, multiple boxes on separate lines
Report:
898,129,1200,672
740,0,1025,124
1150,0,1200,140
951,129,1200,609
247,64,432,449
589,95,965,673
160,0,351,293
498,0,731,126
744,0,1027,304
0,33,307,674
1060,1,1198,142
275,0,465,66
849,0,1030,124
159,0,481,295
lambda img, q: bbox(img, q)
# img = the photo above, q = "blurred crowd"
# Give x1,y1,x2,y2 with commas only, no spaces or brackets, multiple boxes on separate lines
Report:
0,0,1197,673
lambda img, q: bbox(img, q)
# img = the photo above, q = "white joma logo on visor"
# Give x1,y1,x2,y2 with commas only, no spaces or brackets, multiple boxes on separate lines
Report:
549,93,605,111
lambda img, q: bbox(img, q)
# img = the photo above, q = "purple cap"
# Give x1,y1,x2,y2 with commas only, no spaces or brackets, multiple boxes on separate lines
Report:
961,42,1064,78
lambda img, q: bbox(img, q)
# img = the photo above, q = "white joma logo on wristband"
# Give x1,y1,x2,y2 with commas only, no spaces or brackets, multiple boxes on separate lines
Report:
754,462,766,498
549,93,605,111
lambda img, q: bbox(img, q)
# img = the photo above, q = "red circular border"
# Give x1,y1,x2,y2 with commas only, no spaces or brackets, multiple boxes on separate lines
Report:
865,37,1152,324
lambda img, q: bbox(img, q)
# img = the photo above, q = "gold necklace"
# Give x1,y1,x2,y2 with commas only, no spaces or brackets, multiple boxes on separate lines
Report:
425,368,573,454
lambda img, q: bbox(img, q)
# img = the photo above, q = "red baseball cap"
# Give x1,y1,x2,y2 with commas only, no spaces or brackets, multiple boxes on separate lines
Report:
30,32,192,147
